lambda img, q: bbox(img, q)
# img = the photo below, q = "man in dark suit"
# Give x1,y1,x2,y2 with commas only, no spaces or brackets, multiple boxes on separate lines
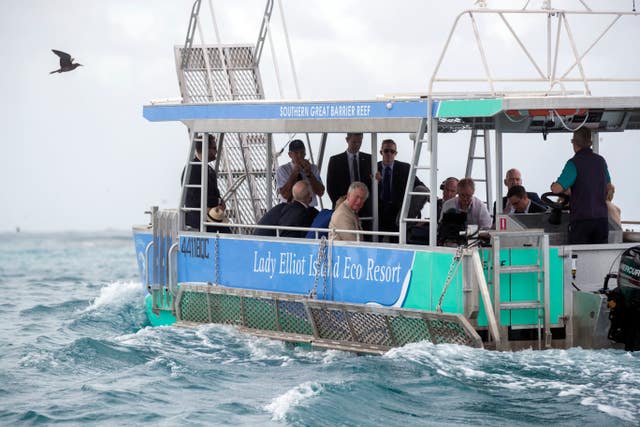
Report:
376,139,425,242
493,168,544,224
254,202,287,236
506,185,547,214
326,133,373,229
255,181,318,238
278,181,319,237
501,168,543,211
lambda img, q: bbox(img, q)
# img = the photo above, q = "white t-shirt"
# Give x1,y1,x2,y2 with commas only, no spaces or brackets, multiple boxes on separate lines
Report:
276,161,323,207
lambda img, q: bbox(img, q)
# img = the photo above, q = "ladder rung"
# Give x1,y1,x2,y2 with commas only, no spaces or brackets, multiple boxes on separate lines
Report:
184,184,202,188
501,301,542,310
180,207,202,212
414,166,431,170
471,156,485,160
409,191,431,196
499,265,541,274
189,161,205,165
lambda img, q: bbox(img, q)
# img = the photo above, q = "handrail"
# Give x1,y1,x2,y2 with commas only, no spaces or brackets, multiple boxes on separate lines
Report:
200,221,400,241
144,241,154,287
167,242,180,296
471,250,501,347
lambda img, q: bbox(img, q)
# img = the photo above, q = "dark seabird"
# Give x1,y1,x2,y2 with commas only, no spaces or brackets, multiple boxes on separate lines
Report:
50,49,83,74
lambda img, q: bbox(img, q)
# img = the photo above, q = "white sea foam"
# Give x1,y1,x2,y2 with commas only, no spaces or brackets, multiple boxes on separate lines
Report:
84,280,142,312
580,397,636,423
263,381,323,421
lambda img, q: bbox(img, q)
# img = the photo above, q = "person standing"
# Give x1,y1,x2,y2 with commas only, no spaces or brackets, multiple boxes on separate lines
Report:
375,139,425,242
326,132,373,229
276,139,324,207
183,134,225,230
437,177,459,220
551,127,611,244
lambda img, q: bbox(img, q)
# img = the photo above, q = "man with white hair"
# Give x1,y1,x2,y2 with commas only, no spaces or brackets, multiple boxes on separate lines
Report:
329,181,369,241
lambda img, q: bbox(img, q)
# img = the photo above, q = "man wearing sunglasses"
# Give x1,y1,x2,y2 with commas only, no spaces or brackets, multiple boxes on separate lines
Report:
375,139,425,243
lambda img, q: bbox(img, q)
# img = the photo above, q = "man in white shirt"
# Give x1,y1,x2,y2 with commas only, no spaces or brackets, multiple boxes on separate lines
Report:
439,177,492,229
276,139,325,207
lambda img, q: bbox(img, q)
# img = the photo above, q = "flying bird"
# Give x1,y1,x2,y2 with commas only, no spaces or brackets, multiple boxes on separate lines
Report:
50,49,83,74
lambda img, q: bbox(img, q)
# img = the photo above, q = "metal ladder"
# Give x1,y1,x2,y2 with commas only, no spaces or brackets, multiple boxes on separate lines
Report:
490,230,551,349
465,128,494,212
398,116,434,244
179,132,211,232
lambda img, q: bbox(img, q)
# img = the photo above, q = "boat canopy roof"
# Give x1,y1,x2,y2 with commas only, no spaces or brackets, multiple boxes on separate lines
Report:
144,95,640,135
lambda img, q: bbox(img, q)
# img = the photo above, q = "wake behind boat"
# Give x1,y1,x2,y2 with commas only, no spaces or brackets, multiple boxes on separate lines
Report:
133,1,640,353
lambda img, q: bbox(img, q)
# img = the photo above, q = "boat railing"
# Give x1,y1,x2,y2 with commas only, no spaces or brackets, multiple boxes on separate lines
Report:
198,221,401,242
429,7,640,97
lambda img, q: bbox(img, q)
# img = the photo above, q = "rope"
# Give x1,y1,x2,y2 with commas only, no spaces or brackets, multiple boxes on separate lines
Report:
215,232,220,285
553,109,590,132
310,236,327,298
267,20,284,98
437,245,465,313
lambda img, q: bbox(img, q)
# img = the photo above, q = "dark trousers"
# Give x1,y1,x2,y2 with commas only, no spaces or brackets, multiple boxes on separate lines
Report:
569,218,609,244
379,203,399,243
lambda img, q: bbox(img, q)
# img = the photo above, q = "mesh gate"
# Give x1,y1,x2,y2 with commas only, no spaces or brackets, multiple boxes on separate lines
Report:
175,45,278,225
175,284,483,354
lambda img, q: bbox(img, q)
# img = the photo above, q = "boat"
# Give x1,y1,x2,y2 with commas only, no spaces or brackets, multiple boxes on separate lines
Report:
133,1,640,353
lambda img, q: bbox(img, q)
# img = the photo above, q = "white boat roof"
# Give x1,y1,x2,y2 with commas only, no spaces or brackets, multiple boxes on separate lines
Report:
143,95,640,134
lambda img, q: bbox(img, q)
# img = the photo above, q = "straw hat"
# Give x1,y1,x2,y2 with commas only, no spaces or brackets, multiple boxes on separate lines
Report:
207,206,229,223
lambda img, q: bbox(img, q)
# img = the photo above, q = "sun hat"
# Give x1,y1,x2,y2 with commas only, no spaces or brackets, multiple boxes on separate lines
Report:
207,206,229,223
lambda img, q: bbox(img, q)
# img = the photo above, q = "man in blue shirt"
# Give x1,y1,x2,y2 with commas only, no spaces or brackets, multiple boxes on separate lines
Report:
551,127,611,244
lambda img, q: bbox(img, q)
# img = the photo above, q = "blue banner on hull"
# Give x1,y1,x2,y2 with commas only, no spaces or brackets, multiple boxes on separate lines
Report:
177,237,415,307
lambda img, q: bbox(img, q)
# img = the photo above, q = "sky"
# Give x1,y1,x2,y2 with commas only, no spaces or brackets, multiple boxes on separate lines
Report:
1,0,639,232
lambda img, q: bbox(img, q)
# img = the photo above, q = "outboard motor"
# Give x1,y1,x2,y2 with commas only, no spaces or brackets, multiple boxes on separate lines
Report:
605,246,640,351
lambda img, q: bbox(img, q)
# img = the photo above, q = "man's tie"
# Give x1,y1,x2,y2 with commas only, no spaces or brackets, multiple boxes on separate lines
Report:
382,166,391,203
352,155,360,182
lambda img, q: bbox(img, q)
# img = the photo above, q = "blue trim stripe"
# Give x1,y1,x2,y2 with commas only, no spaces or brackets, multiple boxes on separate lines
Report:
143,100,437,122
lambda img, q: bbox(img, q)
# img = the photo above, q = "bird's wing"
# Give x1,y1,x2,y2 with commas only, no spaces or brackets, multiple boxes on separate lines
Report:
52,49,73,67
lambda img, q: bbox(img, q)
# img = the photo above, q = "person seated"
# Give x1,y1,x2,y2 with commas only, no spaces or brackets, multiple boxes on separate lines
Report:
276,139,324,207
305,196,345,239
254,203,288,236
501,168,543,211
254,181,318,237
606,184,621,227
492,168,543,225
329,181,369,241
437,177,458,220
278,181,319,238
439,177,492,229
505,185,547,214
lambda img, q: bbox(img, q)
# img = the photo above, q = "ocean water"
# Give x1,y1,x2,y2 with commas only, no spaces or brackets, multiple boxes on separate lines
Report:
1,232,639,426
